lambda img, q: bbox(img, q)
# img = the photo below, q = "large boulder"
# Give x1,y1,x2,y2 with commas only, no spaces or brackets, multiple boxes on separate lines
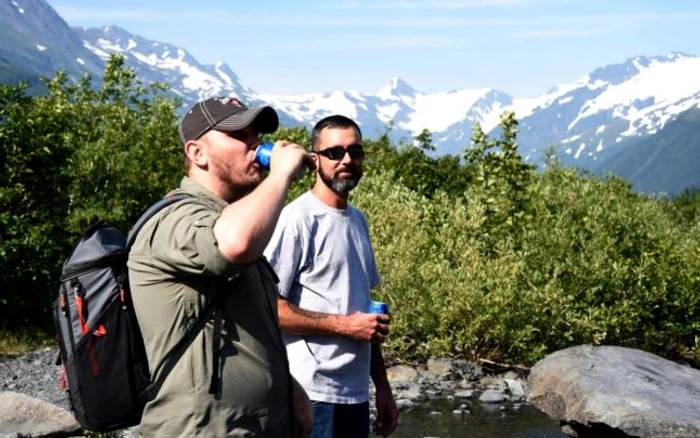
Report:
0,391,80,437
527,345,700,437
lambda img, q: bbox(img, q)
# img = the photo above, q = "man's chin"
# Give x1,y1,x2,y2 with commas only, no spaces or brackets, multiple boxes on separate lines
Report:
331,179,359,194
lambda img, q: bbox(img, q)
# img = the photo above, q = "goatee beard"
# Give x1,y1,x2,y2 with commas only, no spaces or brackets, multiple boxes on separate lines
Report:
319,165,362,195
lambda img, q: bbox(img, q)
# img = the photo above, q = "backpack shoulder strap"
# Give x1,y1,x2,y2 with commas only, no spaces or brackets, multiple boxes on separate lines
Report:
126,193,191,250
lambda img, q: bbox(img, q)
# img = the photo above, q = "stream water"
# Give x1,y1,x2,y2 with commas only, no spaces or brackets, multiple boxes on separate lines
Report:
388,400,568,438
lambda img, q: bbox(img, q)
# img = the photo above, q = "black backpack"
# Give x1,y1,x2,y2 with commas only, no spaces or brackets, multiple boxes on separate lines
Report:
54,194,219,431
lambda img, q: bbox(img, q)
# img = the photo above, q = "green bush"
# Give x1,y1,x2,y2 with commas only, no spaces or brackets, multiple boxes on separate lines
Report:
2,56,698,367
353,155,700,365
0,55,181,329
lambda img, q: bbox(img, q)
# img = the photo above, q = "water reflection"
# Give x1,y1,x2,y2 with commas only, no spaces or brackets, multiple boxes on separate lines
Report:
389,399,568,438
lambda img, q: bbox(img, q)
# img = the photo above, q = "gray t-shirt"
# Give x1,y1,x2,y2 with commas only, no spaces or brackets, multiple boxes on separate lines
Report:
264,191,381,404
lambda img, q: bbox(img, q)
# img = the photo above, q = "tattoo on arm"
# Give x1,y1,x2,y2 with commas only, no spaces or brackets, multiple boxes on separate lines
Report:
288,302,328,320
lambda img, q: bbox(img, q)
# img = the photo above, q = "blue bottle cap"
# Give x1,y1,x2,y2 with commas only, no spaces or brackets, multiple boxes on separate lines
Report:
368,300,388,315
254,142,274,169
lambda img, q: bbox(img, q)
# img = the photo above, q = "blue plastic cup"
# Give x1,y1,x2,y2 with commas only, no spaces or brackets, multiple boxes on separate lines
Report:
254,142,274,169
368,300,389,315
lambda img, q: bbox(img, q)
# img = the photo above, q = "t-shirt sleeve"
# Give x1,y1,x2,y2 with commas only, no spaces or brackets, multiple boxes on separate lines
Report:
264,210,305,299
147,200,242,278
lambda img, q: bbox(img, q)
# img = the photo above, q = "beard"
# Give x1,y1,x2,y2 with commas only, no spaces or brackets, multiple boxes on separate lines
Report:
319,163,363,195
210,148,259,199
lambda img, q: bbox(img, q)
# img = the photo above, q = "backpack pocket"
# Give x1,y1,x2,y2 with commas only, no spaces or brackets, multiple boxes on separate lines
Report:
72,296,148,429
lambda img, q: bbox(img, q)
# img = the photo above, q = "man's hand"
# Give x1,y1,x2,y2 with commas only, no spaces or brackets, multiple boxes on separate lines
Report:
291,378,313,438
373,385,398,436
269,140,316,182
341,312,390,343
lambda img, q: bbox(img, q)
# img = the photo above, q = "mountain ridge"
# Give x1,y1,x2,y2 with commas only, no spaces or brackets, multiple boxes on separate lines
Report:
2,0,700,194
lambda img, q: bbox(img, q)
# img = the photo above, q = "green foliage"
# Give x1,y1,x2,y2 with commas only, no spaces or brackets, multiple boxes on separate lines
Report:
2,59,699,367
414,128,436,152
363,127,474,198
354,135,700,365
666,187,700,226
465,112,534,249
0,55,182,329
264,125,315,200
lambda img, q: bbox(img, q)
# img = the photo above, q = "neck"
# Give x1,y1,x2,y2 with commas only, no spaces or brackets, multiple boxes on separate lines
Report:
188,171,246,203
312,178,348,209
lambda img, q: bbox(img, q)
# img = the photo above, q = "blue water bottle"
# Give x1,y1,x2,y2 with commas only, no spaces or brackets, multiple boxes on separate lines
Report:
368,300,389,315
254,142,274,169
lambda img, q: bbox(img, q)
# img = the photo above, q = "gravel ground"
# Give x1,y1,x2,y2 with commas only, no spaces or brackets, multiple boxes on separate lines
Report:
0,347,72,410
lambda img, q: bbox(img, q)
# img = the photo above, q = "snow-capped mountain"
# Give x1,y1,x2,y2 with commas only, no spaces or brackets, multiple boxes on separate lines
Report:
77,25,700,168
3,0,700,187
260,78,514,156
75,26,256,103
77,25,515,152
514,53,700,166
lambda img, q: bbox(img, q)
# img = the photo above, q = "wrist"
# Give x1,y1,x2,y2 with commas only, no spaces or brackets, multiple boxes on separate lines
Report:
332,314,349,337
266,169,295,187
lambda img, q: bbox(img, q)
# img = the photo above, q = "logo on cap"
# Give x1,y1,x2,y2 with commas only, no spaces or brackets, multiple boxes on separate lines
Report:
216,97,244,107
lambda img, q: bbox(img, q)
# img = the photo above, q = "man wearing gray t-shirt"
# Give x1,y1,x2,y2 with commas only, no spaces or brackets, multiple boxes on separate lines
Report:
265,115,398,437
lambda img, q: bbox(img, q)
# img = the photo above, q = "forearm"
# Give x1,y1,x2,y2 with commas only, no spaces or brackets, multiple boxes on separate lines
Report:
278,297,347,336
213,172,292,263
370,342,391,391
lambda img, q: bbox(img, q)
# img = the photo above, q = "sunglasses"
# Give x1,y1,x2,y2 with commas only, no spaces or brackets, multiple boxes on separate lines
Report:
314,144,365,161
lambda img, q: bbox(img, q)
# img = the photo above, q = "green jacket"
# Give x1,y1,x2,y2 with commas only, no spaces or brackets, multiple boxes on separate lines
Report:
128,177,292,437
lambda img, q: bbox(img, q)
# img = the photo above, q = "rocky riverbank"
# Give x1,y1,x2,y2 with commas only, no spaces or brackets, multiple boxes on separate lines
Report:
1,347,529,437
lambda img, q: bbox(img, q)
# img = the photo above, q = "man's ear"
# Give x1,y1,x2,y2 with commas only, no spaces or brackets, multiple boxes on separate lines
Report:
184,139,207,168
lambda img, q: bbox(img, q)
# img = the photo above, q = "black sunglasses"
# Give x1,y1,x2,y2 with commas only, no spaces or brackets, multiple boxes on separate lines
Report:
314,144,365,160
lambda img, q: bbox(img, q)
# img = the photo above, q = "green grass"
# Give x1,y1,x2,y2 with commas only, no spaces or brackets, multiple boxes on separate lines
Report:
0,329,53,356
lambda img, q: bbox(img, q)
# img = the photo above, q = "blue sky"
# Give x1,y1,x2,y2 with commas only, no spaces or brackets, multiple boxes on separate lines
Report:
50,0,700,97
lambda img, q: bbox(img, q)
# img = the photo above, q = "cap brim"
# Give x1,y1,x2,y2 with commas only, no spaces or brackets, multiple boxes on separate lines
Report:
213,106,279,134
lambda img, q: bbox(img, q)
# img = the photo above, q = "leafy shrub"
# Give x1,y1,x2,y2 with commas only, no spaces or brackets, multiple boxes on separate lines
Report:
2,56,698,367
0,55,181,329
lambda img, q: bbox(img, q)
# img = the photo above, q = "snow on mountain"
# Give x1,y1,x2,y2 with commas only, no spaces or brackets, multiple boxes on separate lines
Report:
76,25,259,108
514,53,700,165
261,78,513,153
74,23,700,166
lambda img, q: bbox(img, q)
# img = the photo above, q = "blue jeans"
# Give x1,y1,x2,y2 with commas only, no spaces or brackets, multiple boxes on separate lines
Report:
309,401,370,438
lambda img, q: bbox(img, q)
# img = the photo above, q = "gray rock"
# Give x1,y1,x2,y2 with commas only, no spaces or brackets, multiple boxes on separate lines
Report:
424,389,441,398
452,359,483,381
453,389,474,399
395,398,417,411
457,378,474,389
527,345,700,438
427,357,453,377
386,365,419,383
0,391,80,437
504,378,526,399
479,389,507,403
395,383,423,402
0,348,70,411
416,368,438,385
